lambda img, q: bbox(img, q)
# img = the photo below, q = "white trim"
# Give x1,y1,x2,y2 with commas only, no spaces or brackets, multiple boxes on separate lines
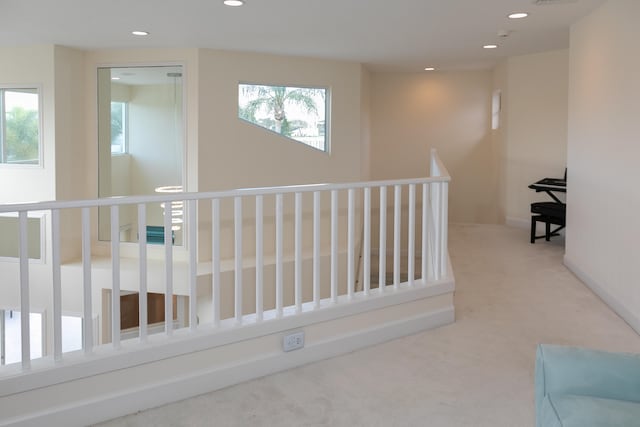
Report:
564,255,640,335
506,216,529,229
0,278,454,396
0,306,454,427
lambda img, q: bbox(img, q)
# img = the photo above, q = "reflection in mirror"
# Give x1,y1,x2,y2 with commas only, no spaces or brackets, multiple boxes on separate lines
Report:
97,66,184,244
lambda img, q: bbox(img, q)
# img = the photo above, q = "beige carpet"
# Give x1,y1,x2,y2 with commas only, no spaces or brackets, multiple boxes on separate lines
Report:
99,224,640,427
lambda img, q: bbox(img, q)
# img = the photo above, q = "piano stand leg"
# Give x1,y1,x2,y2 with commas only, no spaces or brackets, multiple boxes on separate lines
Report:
531,216,566,244
546,222,551,241
531,217,536,244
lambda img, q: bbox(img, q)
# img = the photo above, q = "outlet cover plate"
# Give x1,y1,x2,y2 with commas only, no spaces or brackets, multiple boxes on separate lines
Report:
283,331,305,352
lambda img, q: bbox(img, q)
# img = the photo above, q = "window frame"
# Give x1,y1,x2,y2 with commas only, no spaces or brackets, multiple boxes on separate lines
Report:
0,85,43,168
238,81,331,153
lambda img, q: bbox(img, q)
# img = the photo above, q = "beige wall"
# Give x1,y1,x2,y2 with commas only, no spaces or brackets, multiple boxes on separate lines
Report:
54,46,87,262
196,49,366,261
491,60,508,222
0,46,86,354
565,0,640,332
498,49,569,225
0,46,56,203
197,49,364,191
360,67,372,181
0,46,369,353
370,70,498,224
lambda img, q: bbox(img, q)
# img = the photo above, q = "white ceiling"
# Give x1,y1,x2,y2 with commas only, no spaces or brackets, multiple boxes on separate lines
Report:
0,0,605,71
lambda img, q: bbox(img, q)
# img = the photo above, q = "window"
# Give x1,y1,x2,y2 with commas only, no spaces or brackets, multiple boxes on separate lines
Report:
111,101,128,154
239,83,328,152
0,88,40,165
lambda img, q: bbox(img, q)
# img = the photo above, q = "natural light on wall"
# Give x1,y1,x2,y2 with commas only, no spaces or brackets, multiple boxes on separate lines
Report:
238,83,328,152
0,88,40,165
492,89,501,130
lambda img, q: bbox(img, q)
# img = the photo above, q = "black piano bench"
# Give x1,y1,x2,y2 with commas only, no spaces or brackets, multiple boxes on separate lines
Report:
530,202,566,244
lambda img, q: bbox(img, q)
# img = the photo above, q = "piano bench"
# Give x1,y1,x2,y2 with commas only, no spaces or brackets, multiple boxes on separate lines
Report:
531,201,566,218
530,202,566,244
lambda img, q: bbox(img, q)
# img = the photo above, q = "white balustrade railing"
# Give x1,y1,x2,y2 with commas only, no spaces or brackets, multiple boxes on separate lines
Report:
0,150,451,382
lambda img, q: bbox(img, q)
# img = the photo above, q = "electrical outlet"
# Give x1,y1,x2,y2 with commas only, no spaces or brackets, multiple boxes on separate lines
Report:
283,331,305,352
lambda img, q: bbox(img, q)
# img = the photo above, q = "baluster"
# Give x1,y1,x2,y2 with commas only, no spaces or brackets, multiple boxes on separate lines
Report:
295,193,302,313
330,190,338,303
276,194,283,317
440,182,449,277
408,184,416,286
394,185,401,289
111,205,121,347
379,186,387,292
432,182,441,280
212,199,221,327
363,187,371,295
18,211,30,370
234,197,243,324
188,199,197,330
81,208,93,352
51,209,62,361
164,202,173,335
347,189,355,298
422,184,429,282
138,204,148,341
256,196,264,322
313,191,320,308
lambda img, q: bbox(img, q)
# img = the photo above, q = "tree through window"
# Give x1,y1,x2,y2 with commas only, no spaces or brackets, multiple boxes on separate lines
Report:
239,83,328,152
0,88,40,165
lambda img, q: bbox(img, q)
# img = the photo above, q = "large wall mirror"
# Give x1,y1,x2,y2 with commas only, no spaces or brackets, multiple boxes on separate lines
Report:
98,65,184,245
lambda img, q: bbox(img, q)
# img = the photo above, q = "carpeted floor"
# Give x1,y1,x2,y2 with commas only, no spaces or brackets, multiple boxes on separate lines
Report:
98,224,640,427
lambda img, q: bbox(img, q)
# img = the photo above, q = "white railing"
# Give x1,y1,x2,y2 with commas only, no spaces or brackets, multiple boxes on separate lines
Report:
0,150,451,388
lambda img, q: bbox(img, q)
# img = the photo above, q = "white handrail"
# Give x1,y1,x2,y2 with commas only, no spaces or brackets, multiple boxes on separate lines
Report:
1,149,451,388
0,176,449,214
430,148,451,179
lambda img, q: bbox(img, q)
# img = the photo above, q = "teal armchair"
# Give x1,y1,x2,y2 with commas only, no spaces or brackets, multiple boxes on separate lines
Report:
535,344,640,427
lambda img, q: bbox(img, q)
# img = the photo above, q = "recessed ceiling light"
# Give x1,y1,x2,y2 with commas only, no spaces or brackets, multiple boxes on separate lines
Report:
508,12,529,19
424,67,435,71
483,44,498,49
131,31,149,36
111,77,120,80
223,0,244,6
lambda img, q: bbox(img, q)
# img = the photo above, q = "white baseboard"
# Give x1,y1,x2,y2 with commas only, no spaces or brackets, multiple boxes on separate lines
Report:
506,217,529,229
3,306,454,427
564,255,640,335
